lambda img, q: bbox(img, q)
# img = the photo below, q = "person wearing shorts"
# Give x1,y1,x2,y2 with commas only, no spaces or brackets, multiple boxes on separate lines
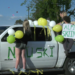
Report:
16,43,26,50
10,20,32,72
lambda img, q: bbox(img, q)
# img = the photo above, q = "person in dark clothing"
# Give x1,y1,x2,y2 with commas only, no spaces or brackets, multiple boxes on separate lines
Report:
57,11,67,25
15,27,32,47
59,11,67,24
55,11,67,35
62,16,74,55
10,20,32,72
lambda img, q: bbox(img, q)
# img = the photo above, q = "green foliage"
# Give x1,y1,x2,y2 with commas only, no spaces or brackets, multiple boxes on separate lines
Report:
31,0,60,22
21,0,27,6
21,0,73,23
14,19,23,25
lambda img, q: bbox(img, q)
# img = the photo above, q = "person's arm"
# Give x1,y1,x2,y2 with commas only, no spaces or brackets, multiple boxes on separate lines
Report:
71,23,74,25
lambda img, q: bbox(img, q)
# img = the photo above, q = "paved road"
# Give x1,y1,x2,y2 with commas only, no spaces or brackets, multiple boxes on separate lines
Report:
15,71,64,75
0,71,65,75
43,71,64,75
41,71,64,75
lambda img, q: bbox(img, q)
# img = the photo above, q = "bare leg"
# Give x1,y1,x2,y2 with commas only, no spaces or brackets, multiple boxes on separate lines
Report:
15,47,20,69
21,49,26,69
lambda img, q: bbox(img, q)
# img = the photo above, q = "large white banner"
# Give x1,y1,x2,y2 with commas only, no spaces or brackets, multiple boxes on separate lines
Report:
62,24,75,39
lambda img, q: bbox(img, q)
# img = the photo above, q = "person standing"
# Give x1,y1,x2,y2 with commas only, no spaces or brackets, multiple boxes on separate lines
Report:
10,20,32,72
56,11,67,35
62,16,74,55
58,11,67,25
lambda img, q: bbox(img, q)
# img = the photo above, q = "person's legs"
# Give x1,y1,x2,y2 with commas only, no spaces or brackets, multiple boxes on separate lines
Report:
9,47,20,72
67,39,74,50
20,43,26,72
63,38,68,50
63,38,74,55
15,47,20,69
21,49,26,69
62,38,69,55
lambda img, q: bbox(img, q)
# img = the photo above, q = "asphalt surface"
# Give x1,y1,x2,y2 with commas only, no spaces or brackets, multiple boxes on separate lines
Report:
0,72,64,75
12,71,64,75
0,70,65,75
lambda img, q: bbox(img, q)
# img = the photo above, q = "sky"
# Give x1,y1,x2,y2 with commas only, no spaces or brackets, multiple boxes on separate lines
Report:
0,0,75,26
0,0,31,26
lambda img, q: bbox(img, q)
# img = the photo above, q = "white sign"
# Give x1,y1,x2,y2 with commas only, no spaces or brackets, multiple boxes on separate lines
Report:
62,24,75,39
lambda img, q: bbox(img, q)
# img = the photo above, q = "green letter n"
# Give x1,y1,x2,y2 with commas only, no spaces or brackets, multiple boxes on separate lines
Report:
26,47,33,58
8,47,15,59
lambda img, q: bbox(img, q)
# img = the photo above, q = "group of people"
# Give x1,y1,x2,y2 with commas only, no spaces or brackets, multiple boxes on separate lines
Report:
10,11,74,73
58,11,74,55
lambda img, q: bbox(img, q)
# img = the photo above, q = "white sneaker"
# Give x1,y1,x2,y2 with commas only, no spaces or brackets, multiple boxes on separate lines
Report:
9,68,18,72
20,68,26,72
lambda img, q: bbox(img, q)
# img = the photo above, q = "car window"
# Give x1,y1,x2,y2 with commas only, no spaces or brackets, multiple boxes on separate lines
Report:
30,27,52,41
1,27,52,42
0,26,9,34
1,27,22,42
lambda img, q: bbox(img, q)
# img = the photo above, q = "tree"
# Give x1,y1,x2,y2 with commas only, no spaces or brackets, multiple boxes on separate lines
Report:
31,0,60,22
14,19,23,25
21,0,73,23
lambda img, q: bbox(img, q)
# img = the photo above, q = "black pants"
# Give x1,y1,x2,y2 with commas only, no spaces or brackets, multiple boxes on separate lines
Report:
63,38,74,51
